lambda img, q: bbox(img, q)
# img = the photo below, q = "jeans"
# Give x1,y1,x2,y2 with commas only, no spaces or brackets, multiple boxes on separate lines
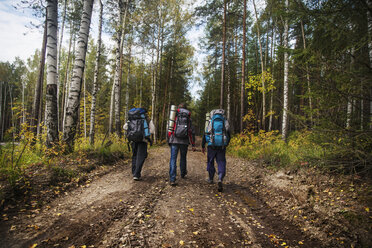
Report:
207,146,226,181
169,144,188,182
131,142,148,178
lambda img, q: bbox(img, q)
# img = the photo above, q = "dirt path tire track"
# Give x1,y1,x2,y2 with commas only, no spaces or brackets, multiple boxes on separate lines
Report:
1,146,322,247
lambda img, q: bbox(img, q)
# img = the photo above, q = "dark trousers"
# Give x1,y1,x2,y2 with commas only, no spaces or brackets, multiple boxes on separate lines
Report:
169,144,188,182
131,142,148,178
207,146,226,181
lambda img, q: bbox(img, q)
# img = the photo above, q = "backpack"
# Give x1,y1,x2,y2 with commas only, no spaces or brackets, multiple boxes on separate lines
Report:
206,109,230,147
173,108,191,139
126,108,150,142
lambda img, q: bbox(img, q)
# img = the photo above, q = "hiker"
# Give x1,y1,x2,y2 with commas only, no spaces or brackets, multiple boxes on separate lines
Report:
167,103,196,186
124,107,155,181
202,109,230,192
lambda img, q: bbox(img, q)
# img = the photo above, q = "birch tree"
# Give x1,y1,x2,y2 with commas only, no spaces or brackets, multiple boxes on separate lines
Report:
281,0,289,141
89,0,103,145
45,0,59,147
63,0,94,150
253,0,266,130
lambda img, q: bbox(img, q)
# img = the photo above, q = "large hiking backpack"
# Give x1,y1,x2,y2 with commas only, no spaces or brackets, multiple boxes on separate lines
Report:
173,108,191,139
206,109,229,147
127,108,150,142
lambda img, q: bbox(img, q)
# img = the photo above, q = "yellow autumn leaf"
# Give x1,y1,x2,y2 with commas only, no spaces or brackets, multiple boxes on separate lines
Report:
10,225,16,231
281,242,286,246
189,208,194,212
365,207,370,212
179,240,185,246
169,230,174,233
193,231,199,235
80,246,86,248
299,241,304,245
29,244,37,248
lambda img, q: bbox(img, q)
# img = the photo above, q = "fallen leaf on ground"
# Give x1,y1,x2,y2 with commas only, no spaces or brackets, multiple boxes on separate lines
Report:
29,244,37,248
179,240,185,246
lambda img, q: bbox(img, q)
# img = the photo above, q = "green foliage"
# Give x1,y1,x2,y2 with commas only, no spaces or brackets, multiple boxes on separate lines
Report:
229,130,323,168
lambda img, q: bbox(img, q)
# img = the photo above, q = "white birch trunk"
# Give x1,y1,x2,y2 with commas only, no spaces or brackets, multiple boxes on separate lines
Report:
63,0,94,149
346,48,355,129
281,0,289,141
253,0,266,130
57,0,68,132
45,0,59,147
83,74,87,138
89,0,103,145
125,39,132,123
220,0,227,109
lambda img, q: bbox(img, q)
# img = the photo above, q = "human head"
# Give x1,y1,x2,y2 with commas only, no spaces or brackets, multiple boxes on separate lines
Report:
178,103,187,109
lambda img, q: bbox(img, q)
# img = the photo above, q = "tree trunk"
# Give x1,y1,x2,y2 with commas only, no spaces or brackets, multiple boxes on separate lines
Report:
62,27,74,131
57,0,68,132
368,0,372,129
300,20,313,125
125,37,132,124
282,0,289,141
89,0,103,145
45,0,59,147
253,0,266,130
83,73,87,138
346,48,355,129
32,10,47,139
269,20,275,132
63,0,94,150
220,0,227,109
113,0,129,136
240,0,246,132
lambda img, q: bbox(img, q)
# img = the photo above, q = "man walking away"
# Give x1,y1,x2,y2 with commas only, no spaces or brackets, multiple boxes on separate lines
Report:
124,107,155,181
168,103,196,186
202,109,230,192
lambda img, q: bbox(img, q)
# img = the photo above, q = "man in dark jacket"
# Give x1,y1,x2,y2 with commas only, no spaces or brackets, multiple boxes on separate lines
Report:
167,103,196,186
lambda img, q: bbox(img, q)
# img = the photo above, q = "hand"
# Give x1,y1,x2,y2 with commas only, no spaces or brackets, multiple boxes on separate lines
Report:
202,148,205,155
192,146,196,152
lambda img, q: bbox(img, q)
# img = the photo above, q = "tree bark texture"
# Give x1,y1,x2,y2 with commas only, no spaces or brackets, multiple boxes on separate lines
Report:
45,0,59,147
89,0,103,145
282,0,289,141
63,0,94,150
240,0,246,132
32,11,47,138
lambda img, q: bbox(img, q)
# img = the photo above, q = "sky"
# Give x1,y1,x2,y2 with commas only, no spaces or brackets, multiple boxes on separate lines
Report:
0,0,44,63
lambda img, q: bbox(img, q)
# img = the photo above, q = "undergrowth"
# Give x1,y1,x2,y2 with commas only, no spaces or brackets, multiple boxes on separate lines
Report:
0,125,129,196
228,129,372,175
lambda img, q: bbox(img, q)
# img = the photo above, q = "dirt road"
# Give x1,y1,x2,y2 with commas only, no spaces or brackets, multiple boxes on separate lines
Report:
0,146,360,247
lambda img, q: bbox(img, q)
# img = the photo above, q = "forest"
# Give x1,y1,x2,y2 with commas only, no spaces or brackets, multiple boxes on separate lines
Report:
0,0,372,247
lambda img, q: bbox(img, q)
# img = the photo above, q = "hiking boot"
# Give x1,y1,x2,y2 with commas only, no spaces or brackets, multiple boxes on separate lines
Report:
207,178,214,184
181,174,187,179
218,181,223,192
170,181,177,186
133,176,141,181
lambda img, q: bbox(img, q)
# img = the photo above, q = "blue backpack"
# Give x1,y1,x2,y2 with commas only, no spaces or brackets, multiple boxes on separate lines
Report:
205,109,229,147
127,108,150,142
